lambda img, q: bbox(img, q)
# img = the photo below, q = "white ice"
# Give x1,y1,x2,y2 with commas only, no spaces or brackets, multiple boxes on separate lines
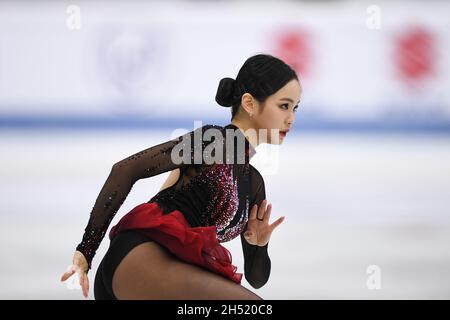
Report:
1,129,449,299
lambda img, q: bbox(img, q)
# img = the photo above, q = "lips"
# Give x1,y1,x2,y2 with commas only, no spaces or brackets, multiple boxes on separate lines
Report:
279,129,288,138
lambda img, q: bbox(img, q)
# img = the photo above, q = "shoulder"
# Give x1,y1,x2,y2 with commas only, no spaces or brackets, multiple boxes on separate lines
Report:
190,124,235,148
188,124,225,137
249,164,265,187
176,124,227,159
248,164,266,204
201,124,225,135
176,124,223,143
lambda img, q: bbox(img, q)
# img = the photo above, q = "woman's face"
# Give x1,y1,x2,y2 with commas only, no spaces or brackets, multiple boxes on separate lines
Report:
252,79,302,145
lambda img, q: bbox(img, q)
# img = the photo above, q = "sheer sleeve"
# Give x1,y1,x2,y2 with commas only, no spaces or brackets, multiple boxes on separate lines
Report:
75,124,217,272
240,166,271,289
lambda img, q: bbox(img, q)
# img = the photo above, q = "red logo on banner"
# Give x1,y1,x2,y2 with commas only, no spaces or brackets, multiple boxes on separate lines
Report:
271,29,312,78
394,26,435,85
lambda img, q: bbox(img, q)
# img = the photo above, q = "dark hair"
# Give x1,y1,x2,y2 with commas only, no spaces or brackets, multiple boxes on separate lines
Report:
215,53,299,120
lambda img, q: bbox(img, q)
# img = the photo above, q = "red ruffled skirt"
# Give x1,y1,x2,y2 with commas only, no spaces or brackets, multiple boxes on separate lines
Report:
108,202,243,284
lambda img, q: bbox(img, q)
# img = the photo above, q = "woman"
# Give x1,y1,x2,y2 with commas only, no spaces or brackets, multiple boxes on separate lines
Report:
60,53,301,299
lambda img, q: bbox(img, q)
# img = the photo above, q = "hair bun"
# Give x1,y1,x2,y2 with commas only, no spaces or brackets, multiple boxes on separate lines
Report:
215,77,236,107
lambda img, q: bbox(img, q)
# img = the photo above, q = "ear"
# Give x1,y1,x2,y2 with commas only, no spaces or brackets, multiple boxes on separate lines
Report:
240,93,257,116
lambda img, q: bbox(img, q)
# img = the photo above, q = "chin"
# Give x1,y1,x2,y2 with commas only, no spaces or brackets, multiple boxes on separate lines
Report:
269,137,283,145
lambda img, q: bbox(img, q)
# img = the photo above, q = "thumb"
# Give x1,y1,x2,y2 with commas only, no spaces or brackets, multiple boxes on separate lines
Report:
60,265,75,282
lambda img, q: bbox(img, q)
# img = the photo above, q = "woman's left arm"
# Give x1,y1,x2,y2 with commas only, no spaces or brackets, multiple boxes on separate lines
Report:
240,174,285,289
240,231,271,289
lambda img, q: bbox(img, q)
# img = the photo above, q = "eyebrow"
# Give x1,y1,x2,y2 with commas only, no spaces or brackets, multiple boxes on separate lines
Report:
280,98,300,104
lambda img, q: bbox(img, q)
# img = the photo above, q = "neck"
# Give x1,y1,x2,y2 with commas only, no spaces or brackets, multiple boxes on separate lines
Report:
230,118,259,149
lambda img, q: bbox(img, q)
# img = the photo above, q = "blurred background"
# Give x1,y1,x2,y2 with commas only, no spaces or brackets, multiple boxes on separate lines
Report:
0,0,449,299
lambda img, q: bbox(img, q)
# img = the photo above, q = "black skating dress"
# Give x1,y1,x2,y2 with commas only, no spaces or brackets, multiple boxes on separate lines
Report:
75,123,271,299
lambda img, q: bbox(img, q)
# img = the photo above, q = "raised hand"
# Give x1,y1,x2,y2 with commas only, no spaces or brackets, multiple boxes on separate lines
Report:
243,199,285,246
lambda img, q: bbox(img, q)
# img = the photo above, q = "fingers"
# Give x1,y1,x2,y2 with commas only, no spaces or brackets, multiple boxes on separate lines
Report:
250,200,284,231
263,203,272,223
256,199,267,220
269,216,285,232
60,266,75,282
61,265,89,298
83,274,89,298
79,269,89,298
250,199,270,221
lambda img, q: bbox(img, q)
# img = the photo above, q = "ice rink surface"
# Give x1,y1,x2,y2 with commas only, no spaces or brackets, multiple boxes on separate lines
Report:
1,129,449,299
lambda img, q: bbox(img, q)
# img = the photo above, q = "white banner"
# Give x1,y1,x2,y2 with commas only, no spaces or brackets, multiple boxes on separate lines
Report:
0,0,449,127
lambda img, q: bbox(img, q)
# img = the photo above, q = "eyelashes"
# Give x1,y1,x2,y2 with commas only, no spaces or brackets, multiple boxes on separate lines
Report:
280,104,299,112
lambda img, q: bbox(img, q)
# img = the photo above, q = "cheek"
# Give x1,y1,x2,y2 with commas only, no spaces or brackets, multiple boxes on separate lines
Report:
255,105,283,143
259,105,280,123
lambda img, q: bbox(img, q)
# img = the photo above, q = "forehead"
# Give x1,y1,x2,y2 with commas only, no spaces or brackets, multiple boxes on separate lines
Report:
271,79,302,100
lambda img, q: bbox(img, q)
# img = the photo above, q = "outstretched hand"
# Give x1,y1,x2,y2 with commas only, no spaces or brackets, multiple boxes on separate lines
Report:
60,251,90,298
243,199,285,246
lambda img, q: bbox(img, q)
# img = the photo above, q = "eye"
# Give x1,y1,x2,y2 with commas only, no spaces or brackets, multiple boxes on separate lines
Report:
280,103,299,112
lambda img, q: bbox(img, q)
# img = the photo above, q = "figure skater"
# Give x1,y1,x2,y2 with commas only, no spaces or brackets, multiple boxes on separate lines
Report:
60,53,302,299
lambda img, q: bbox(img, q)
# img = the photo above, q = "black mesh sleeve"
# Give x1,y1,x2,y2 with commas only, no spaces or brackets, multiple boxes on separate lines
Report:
75,125,217,272
240,167,271,289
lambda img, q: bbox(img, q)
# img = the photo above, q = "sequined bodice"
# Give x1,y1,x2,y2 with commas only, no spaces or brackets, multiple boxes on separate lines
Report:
143,123,260,244
149,162,251,243
75,123,270,289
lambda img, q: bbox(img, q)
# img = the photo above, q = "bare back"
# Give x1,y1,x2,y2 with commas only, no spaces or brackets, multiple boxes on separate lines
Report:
159,168,181,192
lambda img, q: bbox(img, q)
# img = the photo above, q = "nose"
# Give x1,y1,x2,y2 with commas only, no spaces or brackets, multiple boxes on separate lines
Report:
287,110,295,127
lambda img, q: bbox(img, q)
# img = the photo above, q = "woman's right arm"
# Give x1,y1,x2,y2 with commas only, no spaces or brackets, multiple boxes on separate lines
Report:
60,124,220,298
74,135,184,271
61,134,192,298
73,124,219,272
